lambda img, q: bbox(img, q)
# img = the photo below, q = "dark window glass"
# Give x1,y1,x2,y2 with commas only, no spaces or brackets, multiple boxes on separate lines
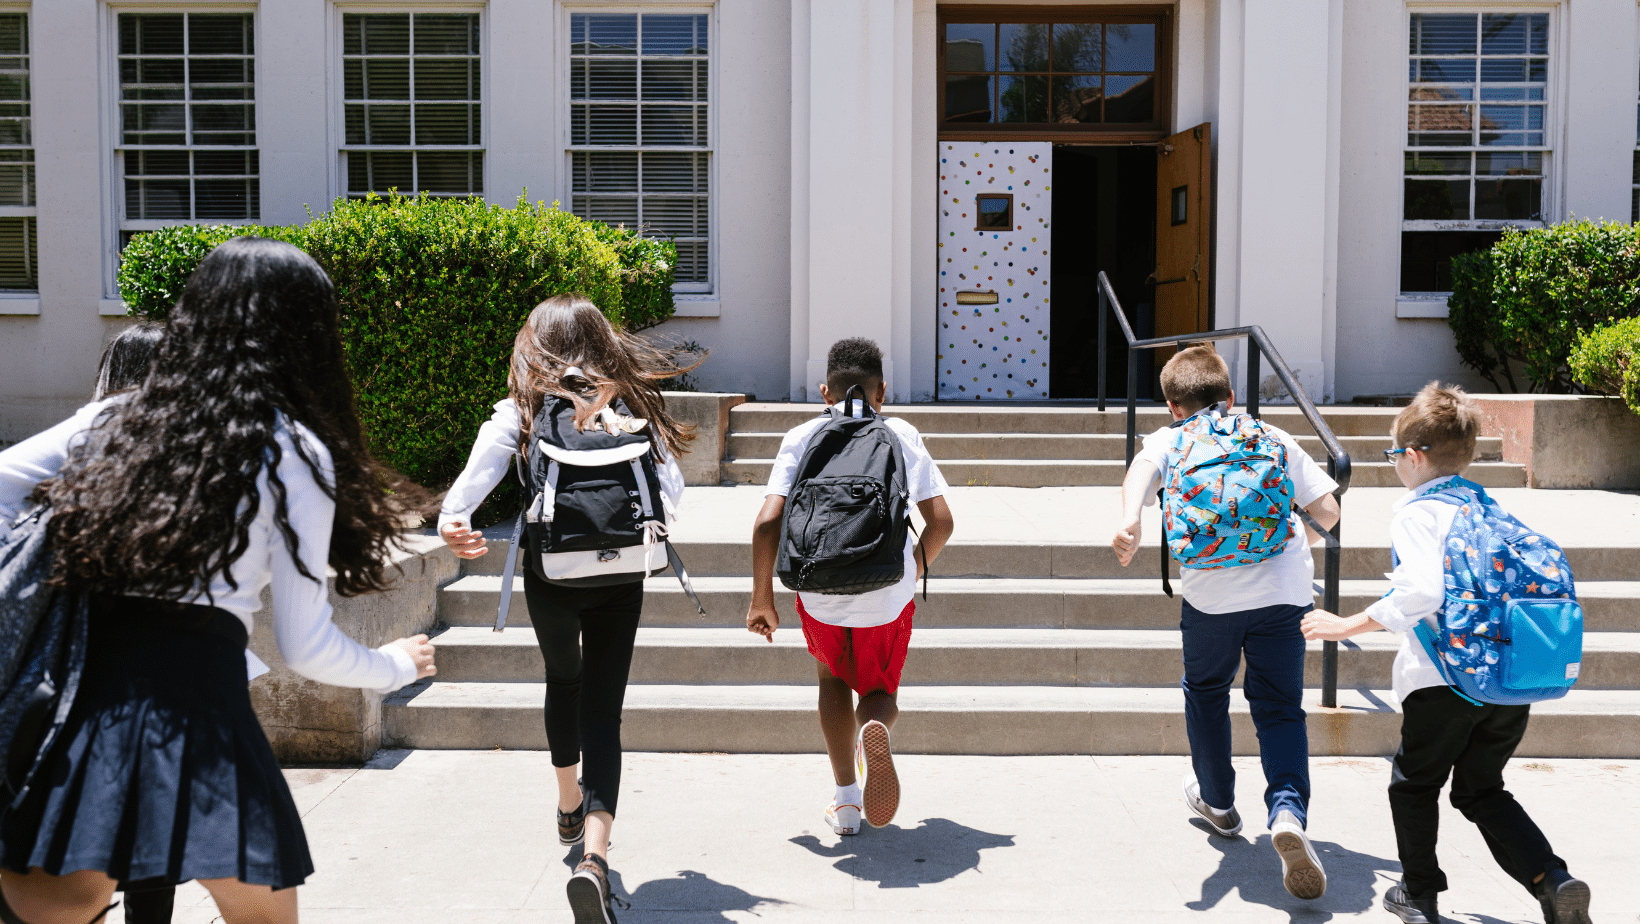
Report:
1400,230,1504,292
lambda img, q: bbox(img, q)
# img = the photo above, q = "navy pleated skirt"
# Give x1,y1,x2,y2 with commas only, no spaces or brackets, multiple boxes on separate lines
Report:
0,596,313,889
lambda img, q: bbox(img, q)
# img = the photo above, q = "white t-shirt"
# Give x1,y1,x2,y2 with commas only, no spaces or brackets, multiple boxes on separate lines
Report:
1134,412,1339,614
1363,476,1465,703
766,406,949,628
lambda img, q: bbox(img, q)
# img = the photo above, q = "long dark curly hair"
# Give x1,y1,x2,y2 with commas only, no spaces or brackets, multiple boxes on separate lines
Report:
509,294,701,459
45,236,430,598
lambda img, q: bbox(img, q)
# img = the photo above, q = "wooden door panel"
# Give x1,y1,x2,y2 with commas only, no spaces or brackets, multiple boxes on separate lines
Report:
1152,123,1211,360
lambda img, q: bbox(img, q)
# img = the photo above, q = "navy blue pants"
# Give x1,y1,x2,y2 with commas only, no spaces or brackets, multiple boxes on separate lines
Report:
1180,600,1311,828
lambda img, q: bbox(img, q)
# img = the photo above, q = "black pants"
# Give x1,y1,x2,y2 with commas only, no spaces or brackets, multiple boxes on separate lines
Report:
523,571,644,819
1388,686,1565,899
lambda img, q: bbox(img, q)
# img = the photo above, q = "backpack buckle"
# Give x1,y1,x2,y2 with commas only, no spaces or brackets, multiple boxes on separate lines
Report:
597,549,621,562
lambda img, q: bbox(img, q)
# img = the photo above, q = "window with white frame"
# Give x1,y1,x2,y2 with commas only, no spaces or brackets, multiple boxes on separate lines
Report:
1402,11,1549,293
117,12,258,247
0,11,33,291
342,12,482,198
567,12,710,291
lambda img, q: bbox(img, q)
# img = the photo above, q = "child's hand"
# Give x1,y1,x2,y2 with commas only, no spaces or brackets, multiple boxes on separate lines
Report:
392,634,437,679
1301,610,1350,642
747,602,780,642
440,521,488,559
1111,515,1143,566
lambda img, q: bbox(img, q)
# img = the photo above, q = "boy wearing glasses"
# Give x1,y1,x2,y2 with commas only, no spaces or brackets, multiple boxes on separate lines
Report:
1111,345,1340,900
1302,383,1591,924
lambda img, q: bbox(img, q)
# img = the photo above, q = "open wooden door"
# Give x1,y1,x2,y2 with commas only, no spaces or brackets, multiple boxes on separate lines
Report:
1152,123,1211,360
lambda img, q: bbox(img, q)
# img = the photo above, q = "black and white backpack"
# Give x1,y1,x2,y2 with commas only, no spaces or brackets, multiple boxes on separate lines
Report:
493,387,704,630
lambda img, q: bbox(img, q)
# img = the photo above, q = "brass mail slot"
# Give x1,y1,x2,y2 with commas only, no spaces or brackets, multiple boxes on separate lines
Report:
956,289,999,305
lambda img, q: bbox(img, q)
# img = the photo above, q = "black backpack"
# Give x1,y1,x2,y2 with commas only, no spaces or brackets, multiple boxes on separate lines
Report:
0,507,90,812
493,393,704,631
777,386,918,595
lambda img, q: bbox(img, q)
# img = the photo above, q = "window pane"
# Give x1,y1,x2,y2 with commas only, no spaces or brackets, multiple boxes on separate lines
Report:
585,60,636,99
1400,230,1503,292
189,14,251,56
1480,86,1544,102
644,196,706,237
416,59,477,101
125,179,190,219
416,151,482,194
1404,179,1468,220
0,15,26,56
1481,13,1548,56
998,24,1048,72
578,15,637,55
195,178,256,218
642,15,706,55
1406,151,1470,175
642,152,706,193
1052,24,1100,72
359,14,410,56
998,75,1048,122
1407,103,1473,147
120,14,183,56
0,153,31,206
363,104,411,144
1475,177,1541,220
1476,151,1541,175
944,75,993,122
347,151,411,194
579,196,639,227
585,106,637,145
414,14,478,56
672,241,706,284
128,150,189,175
1105,23,1155,71
1104,74,1153,122
1411,14,1476,55
945,23,994,72
1052,75,1101,123
0,216,35,289
362,60,410,100
642,61,701,101
414,103,478,145
1415,58,1475,83
640,105,703,145
572,152,638,192
191,103,254,146
195,150,256,175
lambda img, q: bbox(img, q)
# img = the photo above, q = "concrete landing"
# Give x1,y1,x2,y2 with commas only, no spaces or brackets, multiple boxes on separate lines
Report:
147,751,1640,923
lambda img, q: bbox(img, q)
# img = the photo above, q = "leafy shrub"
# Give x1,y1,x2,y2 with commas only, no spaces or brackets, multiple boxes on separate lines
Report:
1448,220,1640,392
119,194,677,523
1570,316,1640,413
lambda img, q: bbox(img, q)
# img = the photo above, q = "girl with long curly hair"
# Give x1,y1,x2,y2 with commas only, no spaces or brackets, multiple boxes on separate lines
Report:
438,294,698,924
0,237,436,924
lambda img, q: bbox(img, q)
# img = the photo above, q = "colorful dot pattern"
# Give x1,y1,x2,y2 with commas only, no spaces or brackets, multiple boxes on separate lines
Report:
936,141,1053,400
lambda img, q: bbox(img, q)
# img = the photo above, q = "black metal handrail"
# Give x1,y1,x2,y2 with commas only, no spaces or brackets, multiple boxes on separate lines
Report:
1094,271,1354,707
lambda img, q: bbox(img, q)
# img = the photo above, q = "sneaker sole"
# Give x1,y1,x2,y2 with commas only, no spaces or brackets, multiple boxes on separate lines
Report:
1272,830,1327,900
1181,777,1242,837
1382,894,1434,924
567,872,614,924
1549,877,1592,924
559,827,586,847
860,722,899,828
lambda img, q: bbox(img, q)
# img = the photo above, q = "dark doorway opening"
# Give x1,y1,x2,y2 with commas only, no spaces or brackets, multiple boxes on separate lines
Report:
1049,145,1156,399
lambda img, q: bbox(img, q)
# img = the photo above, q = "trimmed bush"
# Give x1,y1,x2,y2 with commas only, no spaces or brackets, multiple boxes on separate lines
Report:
1448,220,1640,392
1570,316,1640,414
118,194,677,523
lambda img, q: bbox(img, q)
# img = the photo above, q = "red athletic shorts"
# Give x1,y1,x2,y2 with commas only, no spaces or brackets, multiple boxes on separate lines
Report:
796,597,915,695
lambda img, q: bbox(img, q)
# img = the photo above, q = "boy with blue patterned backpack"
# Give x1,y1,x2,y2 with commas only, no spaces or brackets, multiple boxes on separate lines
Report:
1303,383,1591,924
1112,345,1341,900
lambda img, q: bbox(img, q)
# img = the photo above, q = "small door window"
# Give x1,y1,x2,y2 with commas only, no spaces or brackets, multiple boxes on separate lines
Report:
975,193,1012,230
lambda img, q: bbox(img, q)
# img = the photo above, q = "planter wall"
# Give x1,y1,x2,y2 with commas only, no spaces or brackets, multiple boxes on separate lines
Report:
1471,395,1640,490
662,391,747,485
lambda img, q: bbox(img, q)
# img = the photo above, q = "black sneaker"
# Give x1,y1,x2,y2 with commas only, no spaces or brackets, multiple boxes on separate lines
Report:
558,800,587,846
1383,880,1440,924
1534,868,1592,924
567,853,627,924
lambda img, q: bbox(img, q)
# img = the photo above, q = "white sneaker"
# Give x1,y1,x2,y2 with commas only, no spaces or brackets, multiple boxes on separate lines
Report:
1270,810,1327,899
1182,773,1243,837
857,720,899,828
825,798,862,836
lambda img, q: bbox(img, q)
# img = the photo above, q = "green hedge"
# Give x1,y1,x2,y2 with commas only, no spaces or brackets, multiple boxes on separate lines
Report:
1448,220,1640,392
118,194,677,523
1570,316,1640,414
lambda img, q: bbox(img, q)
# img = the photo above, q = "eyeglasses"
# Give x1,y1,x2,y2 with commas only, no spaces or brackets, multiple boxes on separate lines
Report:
1382,445,1430,462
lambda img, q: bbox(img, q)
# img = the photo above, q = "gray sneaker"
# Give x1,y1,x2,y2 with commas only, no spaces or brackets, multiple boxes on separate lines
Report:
1383,880,1439,924
1534,868,1592,924
1271,810,1327,900
1181,773,1242,836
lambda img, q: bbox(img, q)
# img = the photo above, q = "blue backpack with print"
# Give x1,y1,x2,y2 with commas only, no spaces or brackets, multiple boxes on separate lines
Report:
1160,410,1295,571
1408,477,1582,706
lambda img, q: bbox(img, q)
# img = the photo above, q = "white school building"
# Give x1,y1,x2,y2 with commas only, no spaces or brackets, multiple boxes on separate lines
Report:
3,0,1638,438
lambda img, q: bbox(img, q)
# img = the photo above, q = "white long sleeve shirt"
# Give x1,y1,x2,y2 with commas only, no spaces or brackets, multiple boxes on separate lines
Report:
438,397,685,531
1363,475,1465,703
0,400,418,694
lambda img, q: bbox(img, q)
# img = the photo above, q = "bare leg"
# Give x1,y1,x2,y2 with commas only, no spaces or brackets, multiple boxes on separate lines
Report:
554,763,583,814
197,878,297,924
857,691,898,733
1,868,118,924
816,663,859,785
584,811,614,860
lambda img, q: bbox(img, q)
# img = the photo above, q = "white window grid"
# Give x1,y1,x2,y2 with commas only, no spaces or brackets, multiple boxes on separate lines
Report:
1402,10,1553,231
566,10,711,293
339,10,484,199
114,9,259,247
0,9,33,292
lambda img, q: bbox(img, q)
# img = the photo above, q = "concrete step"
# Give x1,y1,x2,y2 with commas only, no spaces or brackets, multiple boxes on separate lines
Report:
720,458,1525,488
426,625,1640,689
729,403,1411,437
441,575,1640,632
382,682,1640,757
457,537,1640,582
727,431,1504,464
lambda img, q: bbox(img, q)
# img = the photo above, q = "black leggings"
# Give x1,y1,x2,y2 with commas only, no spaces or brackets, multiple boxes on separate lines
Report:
523,571,644,818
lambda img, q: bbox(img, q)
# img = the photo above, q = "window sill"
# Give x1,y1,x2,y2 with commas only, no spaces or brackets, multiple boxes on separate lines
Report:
100,299,129,317
1396,294,1450,319
0,296,39,315
671,295,719,318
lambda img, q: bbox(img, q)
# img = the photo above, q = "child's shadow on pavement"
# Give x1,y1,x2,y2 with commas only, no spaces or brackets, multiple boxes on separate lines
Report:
790,817,1016,889
1188,826,1400,922
561,849,788,921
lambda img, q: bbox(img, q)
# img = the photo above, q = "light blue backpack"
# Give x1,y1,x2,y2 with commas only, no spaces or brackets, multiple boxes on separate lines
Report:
1160,410,1295,570
1408,477,1583,706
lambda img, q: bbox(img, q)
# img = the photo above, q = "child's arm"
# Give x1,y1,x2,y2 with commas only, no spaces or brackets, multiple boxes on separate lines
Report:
1112,459,1160,567
747,495,786,642
1303,503,1446,643
1301,609,1385,641
1301,493,1341,545
914,495,955,578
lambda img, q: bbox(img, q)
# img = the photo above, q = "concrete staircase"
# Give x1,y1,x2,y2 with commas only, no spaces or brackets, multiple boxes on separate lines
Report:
383,405,1640,758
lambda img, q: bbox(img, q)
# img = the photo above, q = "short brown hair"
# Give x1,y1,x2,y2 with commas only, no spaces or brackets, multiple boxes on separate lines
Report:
1159,345,1232,413
1392,381,1480,474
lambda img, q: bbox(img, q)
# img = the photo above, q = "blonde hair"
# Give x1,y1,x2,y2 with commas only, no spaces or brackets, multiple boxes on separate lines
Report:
1159,345,1232,414
1392,381,1480,474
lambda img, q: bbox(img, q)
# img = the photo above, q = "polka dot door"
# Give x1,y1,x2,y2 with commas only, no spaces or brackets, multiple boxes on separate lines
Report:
936,141,1052,400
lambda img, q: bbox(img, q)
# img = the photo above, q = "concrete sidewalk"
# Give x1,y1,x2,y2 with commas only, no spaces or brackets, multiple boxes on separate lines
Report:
150,751,1637,923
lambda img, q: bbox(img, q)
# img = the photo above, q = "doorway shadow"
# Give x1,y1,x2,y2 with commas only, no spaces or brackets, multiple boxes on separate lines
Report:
1187,830,1401,922
789,816,1016,889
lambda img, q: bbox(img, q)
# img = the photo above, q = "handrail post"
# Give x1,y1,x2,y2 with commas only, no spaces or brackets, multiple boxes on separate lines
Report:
1322,460,1343,709
1246,343,1260,419
1126,347,1138,466
1097,284,1108,412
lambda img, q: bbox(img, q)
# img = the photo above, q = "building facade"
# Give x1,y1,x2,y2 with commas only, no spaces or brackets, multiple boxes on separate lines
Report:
2,0,1636,438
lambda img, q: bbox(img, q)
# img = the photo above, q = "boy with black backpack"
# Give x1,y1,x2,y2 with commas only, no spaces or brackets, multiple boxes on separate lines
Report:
746,338,954,836
1111,345,1340,900
1303,382,1592,924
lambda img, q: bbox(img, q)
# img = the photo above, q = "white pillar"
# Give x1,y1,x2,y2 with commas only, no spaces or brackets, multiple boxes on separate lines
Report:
487,0,560,210
257,2,330,226
1561,2,1639,223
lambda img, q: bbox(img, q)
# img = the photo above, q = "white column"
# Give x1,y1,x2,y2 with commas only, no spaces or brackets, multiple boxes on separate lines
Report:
256,2,330,226
486,0,559,210
1560,2,1638,223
